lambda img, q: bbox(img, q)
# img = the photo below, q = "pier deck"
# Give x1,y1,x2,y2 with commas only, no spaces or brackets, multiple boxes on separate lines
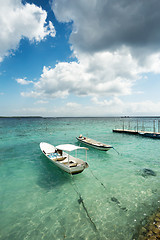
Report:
113,129,138,135
113,129,160,138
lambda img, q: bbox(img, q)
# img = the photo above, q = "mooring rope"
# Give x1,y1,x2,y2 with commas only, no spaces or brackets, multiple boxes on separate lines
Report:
112,147,120,155
70,174,98,233
88,169,127,212
89,168,107,190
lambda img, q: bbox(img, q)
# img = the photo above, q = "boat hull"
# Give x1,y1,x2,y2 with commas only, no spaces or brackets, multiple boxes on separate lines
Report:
76,137,112,151
47,156,85,174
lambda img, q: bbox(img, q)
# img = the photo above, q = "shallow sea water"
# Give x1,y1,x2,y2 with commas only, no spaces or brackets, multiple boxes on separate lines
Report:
0,117,160,240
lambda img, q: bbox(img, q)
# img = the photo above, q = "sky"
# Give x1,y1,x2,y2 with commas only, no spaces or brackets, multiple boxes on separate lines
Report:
1,0,160,117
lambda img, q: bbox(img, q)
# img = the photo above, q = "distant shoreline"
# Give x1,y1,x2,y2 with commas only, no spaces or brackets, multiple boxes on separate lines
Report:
1,116,160,119
0,116,43,118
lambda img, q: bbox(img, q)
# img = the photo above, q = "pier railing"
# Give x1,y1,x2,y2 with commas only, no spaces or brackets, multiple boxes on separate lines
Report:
113,118,160,136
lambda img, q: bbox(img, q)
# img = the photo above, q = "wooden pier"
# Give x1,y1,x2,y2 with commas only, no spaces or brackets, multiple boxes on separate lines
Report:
113,119,160,139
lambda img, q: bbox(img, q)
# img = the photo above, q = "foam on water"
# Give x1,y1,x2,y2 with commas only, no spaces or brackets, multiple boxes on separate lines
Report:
0,117,160,240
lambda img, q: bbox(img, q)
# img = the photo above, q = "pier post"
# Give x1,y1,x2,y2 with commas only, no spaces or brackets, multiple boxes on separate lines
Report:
158,120,160,133
153,120,156,133
123,120,124,130
137,120,139,132
128,120,130,130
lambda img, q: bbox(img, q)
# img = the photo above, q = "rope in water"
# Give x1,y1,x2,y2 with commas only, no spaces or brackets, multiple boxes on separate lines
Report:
70,174,98,233
89,168,107,190
88,168,128,212
112,147,120,155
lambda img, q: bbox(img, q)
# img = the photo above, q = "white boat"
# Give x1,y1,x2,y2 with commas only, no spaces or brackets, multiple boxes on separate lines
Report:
40,142,89,174
76,135,112,151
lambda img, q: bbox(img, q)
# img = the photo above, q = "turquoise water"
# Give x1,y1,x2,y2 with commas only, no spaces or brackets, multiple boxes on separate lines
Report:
0,117,160,240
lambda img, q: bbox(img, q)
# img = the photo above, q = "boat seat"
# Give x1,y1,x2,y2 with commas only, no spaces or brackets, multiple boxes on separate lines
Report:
56,156,66,161
48,152,66,161
69,163,78,167
61,161,77,167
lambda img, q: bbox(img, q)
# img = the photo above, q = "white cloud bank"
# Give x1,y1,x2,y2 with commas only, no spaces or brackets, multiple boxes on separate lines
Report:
22,49,136,98
0,0,56,62
21,48,160,100
12,98,160,117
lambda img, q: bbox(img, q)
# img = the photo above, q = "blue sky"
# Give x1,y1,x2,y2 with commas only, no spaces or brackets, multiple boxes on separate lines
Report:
1,0,160,117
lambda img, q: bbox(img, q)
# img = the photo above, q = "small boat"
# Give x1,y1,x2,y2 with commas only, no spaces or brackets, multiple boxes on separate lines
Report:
40,142,89,174
76,135,112,151
138,131,160,139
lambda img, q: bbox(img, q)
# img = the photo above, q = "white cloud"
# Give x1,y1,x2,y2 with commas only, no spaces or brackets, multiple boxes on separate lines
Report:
16,77,33,85
144,53,160,74
21,48,141,99
20,45,160,107
55,100,160,116
9,97,160,117
92,96,123,107
66,102,81,108
91,97,160,116
128,101,160,115
13,107,47,115
34,100,48,104
0,0,56,61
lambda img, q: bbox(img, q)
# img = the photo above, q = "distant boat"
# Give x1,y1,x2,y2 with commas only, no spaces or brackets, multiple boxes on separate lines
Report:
76,135,113,151
40,142,89,174
138,132,160,139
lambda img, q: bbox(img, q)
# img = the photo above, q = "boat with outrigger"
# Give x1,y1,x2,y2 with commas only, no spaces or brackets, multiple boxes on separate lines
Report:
40,142,89,174
76,135,113,151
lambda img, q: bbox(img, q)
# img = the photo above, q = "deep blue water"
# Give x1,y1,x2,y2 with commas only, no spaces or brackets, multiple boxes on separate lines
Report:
0,117,160,240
